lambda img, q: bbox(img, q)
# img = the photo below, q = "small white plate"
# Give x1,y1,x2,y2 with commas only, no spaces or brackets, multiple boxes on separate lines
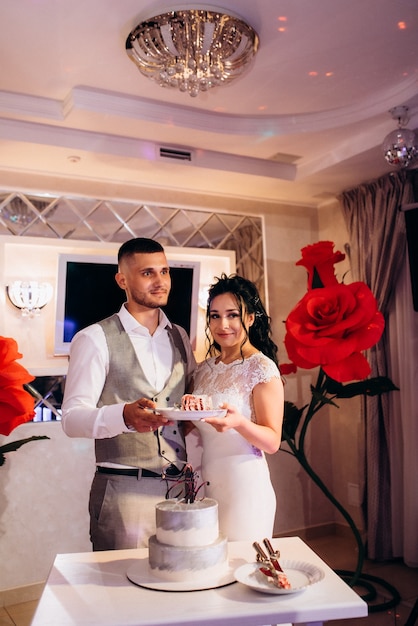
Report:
154,407,227,420
235,560,325,595
127,557,239,591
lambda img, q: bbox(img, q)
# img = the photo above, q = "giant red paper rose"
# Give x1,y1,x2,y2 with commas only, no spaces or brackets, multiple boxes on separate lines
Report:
285,282,384,382
281,243,396,596
296,240,345,289
283,241,385,383
0,336,35,436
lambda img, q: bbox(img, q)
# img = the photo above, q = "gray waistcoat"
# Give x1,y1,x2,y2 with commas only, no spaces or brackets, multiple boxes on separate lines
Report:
95,315,188,471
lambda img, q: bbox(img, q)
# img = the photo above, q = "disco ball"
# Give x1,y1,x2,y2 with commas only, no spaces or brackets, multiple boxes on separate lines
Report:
382,127,418,168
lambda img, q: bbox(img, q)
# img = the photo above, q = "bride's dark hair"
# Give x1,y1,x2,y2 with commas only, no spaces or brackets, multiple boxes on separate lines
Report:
205,273,279,366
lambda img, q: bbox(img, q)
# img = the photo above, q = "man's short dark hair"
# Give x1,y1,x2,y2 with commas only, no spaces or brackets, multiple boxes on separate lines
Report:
118,238,164,263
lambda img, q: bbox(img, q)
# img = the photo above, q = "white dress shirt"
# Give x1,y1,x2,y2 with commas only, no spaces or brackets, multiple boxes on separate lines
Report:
61,304,174,440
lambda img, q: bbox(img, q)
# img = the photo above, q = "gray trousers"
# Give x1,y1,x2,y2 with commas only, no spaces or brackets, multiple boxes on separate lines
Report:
89,471,182,551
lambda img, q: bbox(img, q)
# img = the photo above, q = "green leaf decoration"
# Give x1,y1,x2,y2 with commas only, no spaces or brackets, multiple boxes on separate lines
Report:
325,376,399,398
311,386,339,407
282,401,307,441
0,436,50,466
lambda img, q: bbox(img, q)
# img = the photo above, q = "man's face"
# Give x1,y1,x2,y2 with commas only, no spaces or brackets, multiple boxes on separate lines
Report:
116,251,171,310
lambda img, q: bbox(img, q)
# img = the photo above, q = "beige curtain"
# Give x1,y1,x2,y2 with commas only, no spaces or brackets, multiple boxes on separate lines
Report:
387,239,418,567
339,170,416,562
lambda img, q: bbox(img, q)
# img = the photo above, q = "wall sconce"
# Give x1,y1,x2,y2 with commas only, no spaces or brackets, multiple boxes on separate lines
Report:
198,285,210,310
6,281,53,317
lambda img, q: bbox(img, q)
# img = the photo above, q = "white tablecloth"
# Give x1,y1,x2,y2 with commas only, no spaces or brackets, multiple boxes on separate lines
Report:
30,536,367,626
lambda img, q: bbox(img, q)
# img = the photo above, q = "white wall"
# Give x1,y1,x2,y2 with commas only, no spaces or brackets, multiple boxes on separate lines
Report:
0,422,94,592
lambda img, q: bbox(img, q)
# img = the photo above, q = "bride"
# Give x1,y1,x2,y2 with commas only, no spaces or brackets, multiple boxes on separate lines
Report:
190,273,284,541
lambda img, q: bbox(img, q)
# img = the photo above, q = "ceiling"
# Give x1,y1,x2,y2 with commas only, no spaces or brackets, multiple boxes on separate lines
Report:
1,0,417,208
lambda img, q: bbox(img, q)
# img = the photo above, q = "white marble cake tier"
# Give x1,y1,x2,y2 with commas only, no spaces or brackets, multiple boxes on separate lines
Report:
148,534,228,583
155,498,219,546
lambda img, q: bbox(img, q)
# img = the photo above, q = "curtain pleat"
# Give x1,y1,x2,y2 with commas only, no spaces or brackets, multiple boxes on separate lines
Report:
387,243,418,566
339,170,415,560
223,224,265,302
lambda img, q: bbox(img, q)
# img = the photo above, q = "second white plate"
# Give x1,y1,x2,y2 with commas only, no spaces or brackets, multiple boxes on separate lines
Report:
235,560,325,595
154,407,227,420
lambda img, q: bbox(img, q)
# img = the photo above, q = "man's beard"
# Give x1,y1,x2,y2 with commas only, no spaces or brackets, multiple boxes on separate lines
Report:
131,291,169,309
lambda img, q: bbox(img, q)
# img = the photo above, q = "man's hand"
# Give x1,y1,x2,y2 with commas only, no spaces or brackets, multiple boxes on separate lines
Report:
123,397,172,433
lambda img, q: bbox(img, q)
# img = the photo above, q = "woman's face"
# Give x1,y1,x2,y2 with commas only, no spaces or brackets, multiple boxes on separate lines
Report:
208,292,254,349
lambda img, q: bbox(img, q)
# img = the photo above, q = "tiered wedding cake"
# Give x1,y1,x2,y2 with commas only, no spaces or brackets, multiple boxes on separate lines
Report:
148,498,228,583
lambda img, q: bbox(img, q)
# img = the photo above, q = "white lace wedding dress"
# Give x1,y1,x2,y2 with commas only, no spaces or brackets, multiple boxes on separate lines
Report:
192,352,280,541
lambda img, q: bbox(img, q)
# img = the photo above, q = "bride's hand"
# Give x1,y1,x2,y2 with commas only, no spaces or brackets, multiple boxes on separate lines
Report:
201,403,242,432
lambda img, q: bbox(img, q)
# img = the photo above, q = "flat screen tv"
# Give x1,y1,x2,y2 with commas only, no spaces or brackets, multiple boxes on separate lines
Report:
54,253,200,355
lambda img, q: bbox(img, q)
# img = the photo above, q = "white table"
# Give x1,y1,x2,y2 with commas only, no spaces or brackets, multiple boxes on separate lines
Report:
30,537,367,626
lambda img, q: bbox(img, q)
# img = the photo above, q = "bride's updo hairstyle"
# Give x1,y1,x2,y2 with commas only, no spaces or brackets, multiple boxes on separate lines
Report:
205,273,279,366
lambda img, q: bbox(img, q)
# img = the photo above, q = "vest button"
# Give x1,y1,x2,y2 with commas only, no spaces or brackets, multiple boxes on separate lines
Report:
173,430,177,435
166,397,170,401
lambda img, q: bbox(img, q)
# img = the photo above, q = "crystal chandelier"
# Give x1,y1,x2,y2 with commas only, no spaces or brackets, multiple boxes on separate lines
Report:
125,8,259,97
6,281,53,317
382,106,418,168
